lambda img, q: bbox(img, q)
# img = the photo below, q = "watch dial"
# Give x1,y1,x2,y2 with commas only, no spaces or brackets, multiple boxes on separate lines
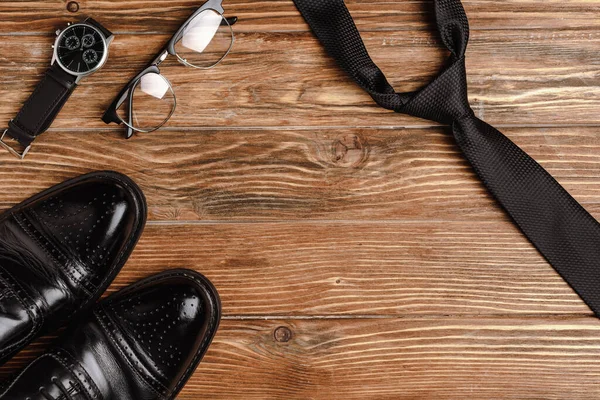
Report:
56,24,105,74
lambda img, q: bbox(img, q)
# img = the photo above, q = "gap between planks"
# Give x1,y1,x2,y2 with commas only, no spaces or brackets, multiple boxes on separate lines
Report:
145,219,511,226
35,123,600,132
220,314,596,320
0,26,591,36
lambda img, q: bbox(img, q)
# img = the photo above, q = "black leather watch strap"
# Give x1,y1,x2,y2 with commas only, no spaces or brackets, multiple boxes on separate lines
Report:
3,64,76,155
84,17,113,39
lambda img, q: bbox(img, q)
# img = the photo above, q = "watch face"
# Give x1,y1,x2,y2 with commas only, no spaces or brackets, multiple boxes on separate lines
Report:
56,24,106,75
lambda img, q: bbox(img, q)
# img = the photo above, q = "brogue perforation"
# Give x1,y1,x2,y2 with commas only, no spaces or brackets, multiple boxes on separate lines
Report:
0,171,147,366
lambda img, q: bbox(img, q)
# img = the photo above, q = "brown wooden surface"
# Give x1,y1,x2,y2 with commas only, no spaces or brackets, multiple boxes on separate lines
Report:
1,1,599,398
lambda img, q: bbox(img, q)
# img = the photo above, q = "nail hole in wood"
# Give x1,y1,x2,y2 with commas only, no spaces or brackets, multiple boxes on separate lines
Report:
67,1,79,13
274,326,292,343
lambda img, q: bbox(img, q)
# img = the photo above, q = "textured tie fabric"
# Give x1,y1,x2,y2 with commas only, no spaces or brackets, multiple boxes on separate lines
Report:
293,0,600,317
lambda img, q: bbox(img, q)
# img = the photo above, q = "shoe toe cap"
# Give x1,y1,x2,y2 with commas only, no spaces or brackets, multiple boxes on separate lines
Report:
105,270,220,389
30,172,146,279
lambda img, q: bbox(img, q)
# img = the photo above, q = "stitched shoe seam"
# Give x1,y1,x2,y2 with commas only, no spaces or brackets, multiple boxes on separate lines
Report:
0,285,16,303
64,172,147,322
0,171,146,394
13,213,70,273
50,349,103,400
0,291,11,302
46,354,91,400
105,270,220,398
18,211,95,295
0,266,44,357
94,308,167,399
113,312,171,380
0,172,145,365
0,354,57,396
14,174,146,323
14,74,49,135
13,213,92,296
30,173,146,282
63,190,145,322
30,208,96,278
169,273,219,397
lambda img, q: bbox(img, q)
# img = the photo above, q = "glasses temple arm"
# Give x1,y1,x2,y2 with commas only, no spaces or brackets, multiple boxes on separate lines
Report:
125,80,141,139
126,100,134,139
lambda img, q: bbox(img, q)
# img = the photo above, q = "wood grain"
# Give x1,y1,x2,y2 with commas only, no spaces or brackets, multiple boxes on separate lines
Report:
0,30,599,128
1,1,599,398
4,317,600,399
103,222,592,316
0,0,599,34
178,317,600,399
0,127,600,222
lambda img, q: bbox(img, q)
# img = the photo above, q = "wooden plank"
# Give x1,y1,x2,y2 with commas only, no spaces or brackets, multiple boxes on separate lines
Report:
1,28,598,128
98,222,590,316
184,317,600,399
0,3,598,396
0,127,600,223
0,1,598,34
4,317,600,398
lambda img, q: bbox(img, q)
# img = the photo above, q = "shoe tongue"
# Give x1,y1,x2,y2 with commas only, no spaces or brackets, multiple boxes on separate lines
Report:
0,351,92,399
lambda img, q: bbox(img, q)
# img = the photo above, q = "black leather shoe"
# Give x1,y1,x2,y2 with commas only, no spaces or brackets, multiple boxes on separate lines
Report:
0,171,146,366
0,269,221,400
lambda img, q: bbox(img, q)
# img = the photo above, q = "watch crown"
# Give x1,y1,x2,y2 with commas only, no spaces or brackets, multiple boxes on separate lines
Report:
55,29,61,35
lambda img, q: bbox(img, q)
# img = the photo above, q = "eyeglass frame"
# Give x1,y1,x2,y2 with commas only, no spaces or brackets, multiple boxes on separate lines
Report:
102,0,237,138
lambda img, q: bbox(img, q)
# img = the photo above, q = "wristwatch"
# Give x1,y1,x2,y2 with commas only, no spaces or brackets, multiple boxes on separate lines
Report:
1,17,114,159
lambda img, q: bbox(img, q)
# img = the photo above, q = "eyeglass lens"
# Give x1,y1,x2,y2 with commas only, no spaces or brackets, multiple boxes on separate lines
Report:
174,9,234,69
116,72,176,133
117,9,234,133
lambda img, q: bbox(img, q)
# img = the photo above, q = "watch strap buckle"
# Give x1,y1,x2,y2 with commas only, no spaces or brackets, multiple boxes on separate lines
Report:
1,129,32,159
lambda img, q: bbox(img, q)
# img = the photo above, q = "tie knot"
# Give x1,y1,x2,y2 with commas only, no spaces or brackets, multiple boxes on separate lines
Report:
401,58,474,124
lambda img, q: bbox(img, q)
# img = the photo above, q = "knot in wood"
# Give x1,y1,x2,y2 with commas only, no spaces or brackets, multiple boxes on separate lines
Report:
274,326,293,343
331,133,368,168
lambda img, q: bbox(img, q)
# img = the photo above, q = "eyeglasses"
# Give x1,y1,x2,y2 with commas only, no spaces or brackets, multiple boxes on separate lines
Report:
102,0,236,138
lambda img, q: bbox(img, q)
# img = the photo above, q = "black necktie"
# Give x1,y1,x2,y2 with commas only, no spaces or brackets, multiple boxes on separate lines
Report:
293,0,600,317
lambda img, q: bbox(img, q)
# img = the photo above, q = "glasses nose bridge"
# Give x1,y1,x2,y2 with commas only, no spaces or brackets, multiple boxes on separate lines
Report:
152,50,170,67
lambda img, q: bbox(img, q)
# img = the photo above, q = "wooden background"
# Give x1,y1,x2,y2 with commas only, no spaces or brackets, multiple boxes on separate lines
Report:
1,0,600,398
